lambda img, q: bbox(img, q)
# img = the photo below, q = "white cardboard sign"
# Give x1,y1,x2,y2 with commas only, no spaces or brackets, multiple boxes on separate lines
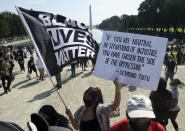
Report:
94,31,168,91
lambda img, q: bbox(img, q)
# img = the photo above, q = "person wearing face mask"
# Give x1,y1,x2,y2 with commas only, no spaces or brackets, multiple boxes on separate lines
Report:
110,95,165,131
66,78,121,131
169,79,184,131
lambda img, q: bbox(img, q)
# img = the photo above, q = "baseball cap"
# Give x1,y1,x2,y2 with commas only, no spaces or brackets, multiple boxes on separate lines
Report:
127,95,155,118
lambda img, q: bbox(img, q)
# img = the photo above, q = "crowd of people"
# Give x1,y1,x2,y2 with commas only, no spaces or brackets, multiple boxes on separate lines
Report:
27,54,183,131
0,43,96,91
0,43,184,131
0,44,45,94
24,52,182,131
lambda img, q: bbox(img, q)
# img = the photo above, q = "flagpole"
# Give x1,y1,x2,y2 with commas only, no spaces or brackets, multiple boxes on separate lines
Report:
15,6,68,109
49,77,67,108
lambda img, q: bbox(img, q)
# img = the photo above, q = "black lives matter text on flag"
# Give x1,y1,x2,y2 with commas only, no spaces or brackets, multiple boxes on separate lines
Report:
16,7,99,76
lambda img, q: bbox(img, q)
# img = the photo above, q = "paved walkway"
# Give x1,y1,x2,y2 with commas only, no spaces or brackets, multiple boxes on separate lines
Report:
0,56,185,131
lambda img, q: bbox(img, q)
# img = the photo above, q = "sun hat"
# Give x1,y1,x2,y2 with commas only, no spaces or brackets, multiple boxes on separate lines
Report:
127,95,155,118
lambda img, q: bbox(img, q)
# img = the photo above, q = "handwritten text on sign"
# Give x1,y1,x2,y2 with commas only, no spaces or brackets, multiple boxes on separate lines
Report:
94,31,168,91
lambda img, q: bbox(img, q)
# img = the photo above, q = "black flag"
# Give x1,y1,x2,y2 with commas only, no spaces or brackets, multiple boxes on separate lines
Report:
16,7,99,76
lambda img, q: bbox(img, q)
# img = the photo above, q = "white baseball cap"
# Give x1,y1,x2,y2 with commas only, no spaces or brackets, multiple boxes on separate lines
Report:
127,95,155,118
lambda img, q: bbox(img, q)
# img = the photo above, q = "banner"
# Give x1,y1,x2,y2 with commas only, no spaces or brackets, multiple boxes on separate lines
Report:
94,31,168,91
16,7,99,76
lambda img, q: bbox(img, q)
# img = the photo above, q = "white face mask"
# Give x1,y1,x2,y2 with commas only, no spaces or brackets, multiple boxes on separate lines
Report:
170,85,175,90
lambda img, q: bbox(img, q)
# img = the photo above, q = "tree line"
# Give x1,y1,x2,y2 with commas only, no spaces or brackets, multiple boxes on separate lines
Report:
98,0,185,40
0,11,26,41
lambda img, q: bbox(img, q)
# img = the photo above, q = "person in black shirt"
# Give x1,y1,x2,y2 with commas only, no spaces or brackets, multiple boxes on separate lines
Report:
13,50,18,61
66,78,121,131
163,53,169,66
150,77,173,129
17,48,25,72
28,56,38,78
164,56,177,82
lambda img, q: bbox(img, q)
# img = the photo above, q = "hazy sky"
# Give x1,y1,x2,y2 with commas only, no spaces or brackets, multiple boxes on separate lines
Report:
0,0,145,25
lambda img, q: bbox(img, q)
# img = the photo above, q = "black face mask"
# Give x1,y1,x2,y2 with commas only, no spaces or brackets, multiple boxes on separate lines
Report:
83,99,93,107
129,120,150,131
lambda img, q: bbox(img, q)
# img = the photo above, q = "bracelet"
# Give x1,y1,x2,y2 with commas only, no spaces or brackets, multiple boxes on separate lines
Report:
112,89,121,92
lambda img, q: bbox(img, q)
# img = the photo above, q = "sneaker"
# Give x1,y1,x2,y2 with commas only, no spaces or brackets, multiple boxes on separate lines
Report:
8,89,11,92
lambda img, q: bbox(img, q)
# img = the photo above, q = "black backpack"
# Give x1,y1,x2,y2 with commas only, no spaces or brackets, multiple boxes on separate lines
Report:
0,121,24,131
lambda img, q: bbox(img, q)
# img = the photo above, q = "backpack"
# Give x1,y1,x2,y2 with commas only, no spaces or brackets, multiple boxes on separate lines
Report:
0,121,24,131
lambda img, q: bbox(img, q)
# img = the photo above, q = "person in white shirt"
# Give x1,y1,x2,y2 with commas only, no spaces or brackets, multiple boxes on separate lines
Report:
169,79,184,131
36,57,44,81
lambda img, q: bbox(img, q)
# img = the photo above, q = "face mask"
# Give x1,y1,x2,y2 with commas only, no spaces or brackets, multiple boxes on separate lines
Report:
129,120,150,131
170,85,175,90
83,99,93,107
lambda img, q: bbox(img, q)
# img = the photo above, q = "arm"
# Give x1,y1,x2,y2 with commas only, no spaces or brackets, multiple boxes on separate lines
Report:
174,65,177,74
65,108,78,130
112,78,121,111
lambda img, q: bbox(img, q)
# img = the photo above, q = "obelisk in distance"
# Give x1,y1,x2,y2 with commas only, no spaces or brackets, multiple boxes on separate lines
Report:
89,4,92,32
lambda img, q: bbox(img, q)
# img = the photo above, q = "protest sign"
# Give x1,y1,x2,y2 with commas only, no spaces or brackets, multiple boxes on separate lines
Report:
94,31,168,90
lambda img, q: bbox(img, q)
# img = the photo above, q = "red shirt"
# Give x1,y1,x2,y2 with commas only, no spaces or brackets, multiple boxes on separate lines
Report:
110,119,165,131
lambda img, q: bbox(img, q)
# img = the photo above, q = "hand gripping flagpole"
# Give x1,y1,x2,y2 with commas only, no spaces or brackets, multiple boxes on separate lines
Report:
15,6,68,109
